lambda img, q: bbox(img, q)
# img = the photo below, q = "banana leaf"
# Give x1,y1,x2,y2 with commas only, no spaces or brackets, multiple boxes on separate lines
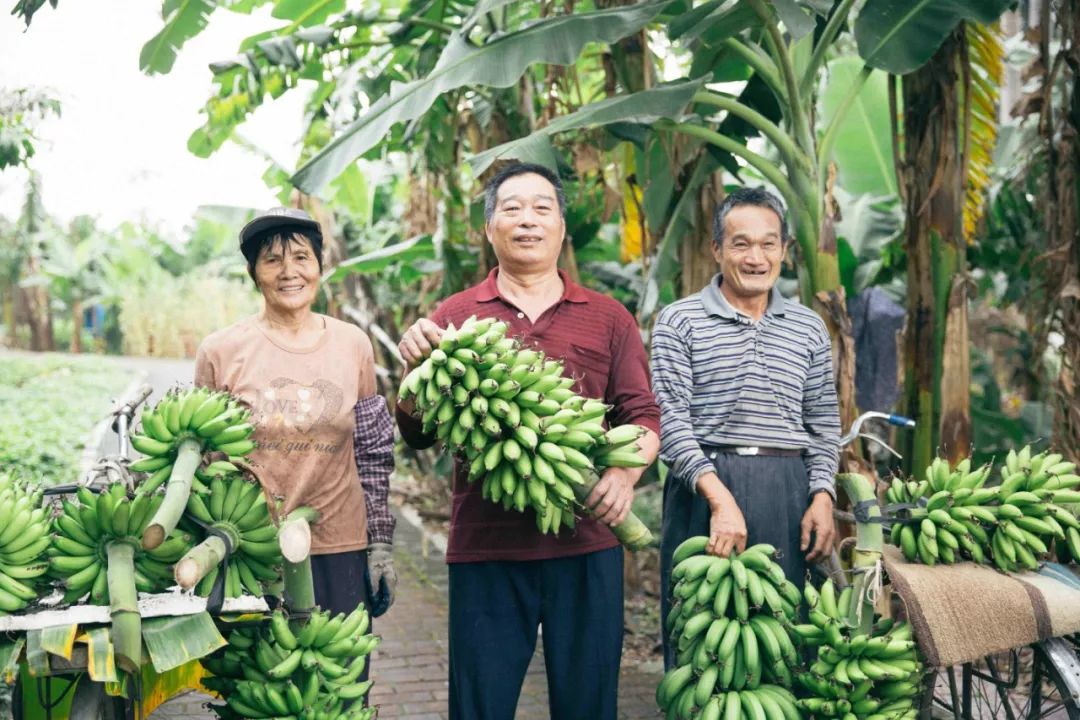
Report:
39,623,78,660
820,57,897,198
855,0,1012,74
78,627,118,683
24,630,49,676
139,0,216,74
105,675,128,698
292,0,676,191
468,79,706,175
139,660,209,716
0,636,24,683
142,612,227,673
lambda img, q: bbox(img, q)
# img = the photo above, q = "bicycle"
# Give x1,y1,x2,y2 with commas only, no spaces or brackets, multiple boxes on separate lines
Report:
8,386,156,720
833,411,1080,720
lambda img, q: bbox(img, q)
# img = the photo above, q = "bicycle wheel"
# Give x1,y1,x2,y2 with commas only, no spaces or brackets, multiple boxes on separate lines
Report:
923,639,1080,719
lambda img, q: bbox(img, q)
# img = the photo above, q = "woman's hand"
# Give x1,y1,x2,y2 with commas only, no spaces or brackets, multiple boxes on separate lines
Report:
398,318,444,368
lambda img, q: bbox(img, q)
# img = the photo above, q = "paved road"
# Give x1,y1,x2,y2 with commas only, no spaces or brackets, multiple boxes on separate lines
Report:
94,356,195,460
100,355,663,719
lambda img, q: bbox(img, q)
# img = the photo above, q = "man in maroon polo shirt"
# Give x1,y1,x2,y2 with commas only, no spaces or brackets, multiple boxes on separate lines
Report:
396,162,660,720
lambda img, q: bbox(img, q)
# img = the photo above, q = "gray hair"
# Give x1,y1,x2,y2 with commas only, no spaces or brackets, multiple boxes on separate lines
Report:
712,187,791,247
483,162,566,223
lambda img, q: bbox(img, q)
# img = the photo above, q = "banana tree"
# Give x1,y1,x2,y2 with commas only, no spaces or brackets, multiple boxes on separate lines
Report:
459,2,896,430
865,4,1009,474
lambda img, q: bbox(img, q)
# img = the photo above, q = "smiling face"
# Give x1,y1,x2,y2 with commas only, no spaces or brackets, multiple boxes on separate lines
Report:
485,172,566,273
712,204,787,301
254,233,321,313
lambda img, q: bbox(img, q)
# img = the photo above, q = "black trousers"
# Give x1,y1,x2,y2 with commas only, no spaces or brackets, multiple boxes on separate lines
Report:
311,549,373,688
659,451,809,669
447,547,624,720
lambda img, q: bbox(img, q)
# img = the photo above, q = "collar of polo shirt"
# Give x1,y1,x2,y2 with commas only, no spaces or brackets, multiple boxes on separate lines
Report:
474,267,590,304
701,273,787,320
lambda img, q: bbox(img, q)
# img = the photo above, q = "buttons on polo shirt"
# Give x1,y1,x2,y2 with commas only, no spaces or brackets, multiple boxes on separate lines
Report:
516,312,525,319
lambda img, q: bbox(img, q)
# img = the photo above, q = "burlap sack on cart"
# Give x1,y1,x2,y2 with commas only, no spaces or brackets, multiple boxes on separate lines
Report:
882,546,1080,668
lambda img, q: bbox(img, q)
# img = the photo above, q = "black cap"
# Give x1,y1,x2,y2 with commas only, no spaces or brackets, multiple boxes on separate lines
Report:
239,207,321,253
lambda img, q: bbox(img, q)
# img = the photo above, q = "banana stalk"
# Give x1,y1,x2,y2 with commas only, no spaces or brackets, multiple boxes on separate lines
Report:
283,558,315,614
143,438,202,550
837,472,883,636
106,540,141,672
281,508,319,612
175,535,230,591
573,472,654,551
278,507,319,563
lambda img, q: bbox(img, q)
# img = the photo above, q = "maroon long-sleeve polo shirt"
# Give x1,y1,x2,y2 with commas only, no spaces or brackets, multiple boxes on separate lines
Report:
396,268,661,563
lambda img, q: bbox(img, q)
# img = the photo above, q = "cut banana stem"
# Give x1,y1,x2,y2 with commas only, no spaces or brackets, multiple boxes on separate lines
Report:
143,438,202,550
279,507,319,563
283,556,315,613
838,473,882,636
175,535,228,590
106,540,141,672
572,472,654,551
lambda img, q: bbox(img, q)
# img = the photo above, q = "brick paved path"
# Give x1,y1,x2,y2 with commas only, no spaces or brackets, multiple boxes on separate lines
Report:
151,507,662,719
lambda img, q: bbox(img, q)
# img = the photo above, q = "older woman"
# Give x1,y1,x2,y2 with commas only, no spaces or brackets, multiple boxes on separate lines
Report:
194,207,396,632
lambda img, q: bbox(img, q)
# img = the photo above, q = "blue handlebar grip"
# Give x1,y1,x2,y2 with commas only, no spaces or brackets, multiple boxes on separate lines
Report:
888,414,916,428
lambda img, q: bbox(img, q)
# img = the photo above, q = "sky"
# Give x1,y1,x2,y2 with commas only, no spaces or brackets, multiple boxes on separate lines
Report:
0,0,307,235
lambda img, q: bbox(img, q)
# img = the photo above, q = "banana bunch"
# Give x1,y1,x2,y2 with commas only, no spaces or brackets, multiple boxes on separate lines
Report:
655,682,801,720
130,387,256,491
399,314,650,535
0,473,51,613
791,579,923,719
180,476,282,598
658,536,803,718
201,604,378,719
886,448,1080,570
49,484,193,602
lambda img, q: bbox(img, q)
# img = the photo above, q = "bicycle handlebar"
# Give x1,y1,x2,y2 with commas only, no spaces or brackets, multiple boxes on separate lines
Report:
840,411,916,448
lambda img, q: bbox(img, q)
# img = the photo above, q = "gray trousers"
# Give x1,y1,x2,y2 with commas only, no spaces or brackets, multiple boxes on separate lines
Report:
659,449,810,669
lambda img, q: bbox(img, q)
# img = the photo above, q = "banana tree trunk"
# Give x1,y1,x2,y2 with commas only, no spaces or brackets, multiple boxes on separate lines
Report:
899,30,971,475
3,287,15,346
1045,0,1080,463
70,298,82,354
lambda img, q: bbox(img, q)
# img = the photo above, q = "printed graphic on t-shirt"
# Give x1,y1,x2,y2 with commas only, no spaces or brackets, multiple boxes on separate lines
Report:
249,377,345,454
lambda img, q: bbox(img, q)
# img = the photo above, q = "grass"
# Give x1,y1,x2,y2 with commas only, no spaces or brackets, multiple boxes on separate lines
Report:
0,353,134,484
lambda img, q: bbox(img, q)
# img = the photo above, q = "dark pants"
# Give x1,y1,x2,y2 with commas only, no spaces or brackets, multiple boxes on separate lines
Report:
660,451,809,669
311,549,373,688
448,547,624,720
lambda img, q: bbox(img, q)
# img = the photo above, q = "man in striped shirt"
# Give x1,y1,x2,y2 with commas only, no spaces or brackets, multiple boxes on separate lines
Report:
651,187,840,667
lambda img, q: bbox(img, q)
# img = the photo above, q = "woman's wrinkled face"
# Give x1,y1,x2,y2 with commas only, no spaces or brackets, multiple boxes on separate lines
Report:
254,234,320,313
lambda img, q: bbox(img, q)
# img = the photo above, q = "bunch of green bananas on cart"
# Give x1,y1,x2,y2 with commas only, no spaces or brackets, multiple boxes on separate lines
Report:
130,387,257,492
657,536,803,718
0,473,51,613
179,475,282,598
398,314,650,535
886,446,1080,570
49,483,194,602
655,682,801,720
201,604,378,719
791,579,923,719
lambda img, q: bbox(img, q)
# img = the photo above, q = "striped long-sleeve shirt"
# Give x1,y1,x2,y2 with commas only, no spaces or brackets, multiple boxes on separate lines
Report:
651,274,840,498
